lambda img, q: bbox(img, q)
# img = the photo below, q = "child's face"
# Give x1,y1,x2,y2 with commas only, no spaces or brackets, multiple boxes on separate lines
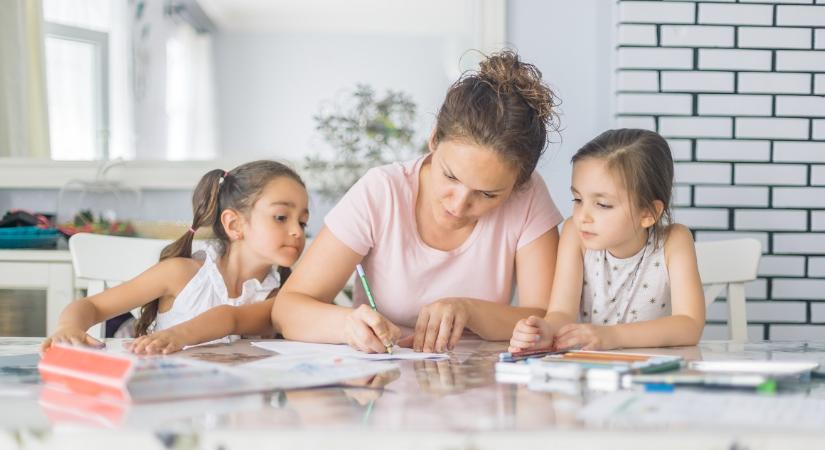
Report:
426,139,518,231
242,177,309,267
570,157,650,258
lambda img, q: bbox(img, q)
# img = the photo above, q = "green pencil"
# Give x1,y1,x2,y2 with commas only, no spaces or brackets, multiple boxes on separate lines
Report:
356,264,393,354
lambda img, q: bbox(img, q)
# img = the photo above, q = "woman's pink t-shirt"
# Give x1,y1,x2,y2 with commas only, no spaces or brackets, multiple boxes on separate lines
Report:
325,155,563,329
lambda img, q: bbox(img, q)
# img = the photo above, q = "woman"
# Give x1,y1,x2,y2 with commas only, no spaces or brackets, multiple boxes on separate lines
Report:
274,50,563,353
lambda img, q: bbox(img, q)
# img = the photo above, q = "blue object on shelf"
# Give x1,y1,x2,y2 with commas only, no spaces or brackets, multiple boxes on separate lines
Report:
0,226,61,249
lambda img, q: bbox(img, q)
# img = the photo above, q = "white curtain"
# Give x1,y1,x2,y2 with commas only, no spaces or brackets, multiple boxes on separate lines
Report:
0,0,50,158
166,22,217,160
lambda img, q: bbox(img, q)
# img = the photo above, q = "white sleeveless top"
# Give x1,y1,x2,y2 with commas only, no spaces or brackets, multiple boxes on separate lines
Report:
580,231,670,325
153,242,280,341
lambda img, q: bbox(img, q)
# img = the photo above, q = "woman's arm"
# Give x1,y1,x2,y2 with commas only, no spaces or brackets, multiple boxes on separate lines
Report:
608,224,706,348
42,258,190,350
272,227,400,353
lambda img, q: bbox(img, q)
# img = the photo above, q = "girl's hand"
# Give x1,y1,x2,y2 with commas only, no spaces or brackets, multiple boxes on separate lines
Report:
508,315,554,353
553,323,617,351
345,304,401,353
129,329,189,355
41,327,104,351
413,298,469,353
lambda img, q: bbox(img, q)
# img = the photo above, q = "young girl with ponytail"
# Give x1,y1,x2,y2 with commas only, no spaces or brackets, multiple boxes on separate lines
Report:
42,160,309,354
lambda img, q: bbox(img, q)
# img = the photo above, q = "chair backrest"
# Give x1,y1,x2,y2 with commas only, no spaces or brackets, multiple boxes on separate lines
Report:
694,238,761,342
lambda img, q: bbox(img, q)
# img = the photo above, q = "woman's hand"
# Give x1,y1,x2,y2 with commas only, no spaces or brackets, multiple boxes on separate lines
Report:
508,315,554,353
41,326,104,351
413,298,469,353
345,304,401,353
553,323,617,351
129,328,189,355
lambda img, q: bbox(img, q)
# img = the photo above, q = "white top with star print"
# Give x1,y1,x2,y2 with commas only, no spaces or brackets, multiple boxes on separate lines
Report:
579,231,671,325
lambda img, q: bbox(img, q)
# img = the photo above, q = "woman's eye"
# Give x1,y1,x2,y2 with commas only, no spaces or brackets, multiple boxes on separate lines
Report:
572,198,582,204
481,192,497,199
444,172,457,181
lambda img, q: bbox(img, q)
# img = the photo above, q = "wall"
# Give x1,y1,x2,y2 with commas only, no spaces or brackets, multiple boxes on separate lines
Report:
616,0,825,340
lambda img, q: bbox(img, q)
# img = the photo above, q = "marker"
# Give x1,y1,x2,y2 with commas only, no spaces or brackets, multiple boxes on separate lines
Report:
355,264,393,354
498,347,560,362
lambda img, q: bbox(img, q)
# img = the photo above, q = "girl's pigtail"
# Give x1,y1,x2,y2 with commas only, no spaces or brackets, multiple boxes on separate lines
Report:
134,169,227,336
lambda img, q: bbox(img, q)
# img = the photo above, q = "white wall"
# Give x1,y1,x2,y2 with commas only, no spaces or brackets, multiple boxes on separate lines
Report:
508,0,616,217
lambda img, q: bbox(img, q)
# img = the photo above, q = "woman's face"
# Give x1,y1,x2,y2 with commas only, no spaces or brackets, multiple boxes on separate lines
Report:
426,139,519,230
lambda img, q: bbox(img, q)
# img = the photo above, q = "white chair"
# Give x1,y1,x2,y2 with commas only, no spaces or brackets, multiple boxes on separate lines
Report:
69,233,175,338
694,238,762,342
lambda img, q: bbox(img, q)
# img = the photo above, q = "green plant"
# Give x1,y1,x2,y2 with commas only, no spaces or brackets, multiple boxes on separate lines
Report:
307,84,424,200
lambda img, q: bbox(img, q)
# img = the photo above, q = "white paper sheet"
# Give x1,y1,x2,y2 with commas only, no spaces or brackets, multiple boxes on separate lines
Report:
239,355,399,390
251,340,448,361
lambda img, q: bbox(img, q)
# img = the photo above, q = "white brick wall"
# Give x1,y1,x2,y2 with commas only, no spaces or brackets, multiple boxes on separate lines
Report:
699,4,774,25
698,94,772,116
661,25,734,47
617,0,825,341
738,27,812,49
734,209,807,231
773,187,825,207
699,49,772,70
738,72,811,94
661,71,734,92
734,163,807,185
695,140,771,161
695,186,769,207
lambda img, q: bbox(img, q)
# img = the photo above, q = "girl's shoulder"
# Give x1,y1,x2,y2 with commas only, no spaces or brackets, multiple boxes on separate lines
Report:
153,256,204,281
662,223,696,262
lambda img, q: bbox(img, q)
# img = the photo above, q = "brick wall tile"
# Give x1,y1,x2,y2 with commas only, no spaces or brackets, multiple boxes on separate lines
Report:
740,0,814,3
675,162,732,184
617,70,659,92
773,187,825,208
777,50,825,71
695,231,769,252
695,186,769,207
702,324,765,342
619,48,694,69
777,5,825,26
815,74,825,94
809,257,825,276
773,141,825,163
620,1,696,23
698,94,772,116
747,278,768,299
813,165,825,185
776,96,825,117
748,301,808,323
661,71,735,92
673,185,692,206
774,233,825,254
700,49,773,71
758,255,807,277
668,139,693,161
617,93,693,115
773,278,825,299
618,24,658,46
735,163,807,185
696,139,771,162
813,120,825,139
660,117,732,138
661,25,734,47
738,26,812,49
736,118,810,139
816,29,825,49
812,210,825,230
673,207,729,229
811,303,825,323
699,4,774,25
770,325,825,340
735,209,808,230
738,72,811,94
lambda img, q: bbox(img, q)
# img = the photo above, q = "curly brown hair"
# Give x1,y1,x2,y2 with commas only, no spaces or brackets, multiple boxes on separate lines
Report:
432,49,560,188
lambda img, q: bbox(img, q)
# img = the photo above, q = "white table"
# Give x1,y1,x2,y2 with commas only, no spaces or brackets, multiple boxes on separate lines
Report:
0,249,79,334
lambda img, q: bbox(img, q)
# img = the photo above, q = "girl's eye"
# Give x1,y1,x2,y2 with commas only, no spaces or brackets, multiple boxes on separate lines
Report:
572,198,582,204
481,192,497,199
299,222,308,229
444,172,457,181
597,203,613,209
275,215,287,222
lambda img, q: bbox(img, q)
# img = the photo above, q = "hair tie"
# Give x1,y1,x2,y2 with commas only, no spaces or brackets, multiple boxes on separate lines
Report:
188,226,198,234
218,170,229,185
